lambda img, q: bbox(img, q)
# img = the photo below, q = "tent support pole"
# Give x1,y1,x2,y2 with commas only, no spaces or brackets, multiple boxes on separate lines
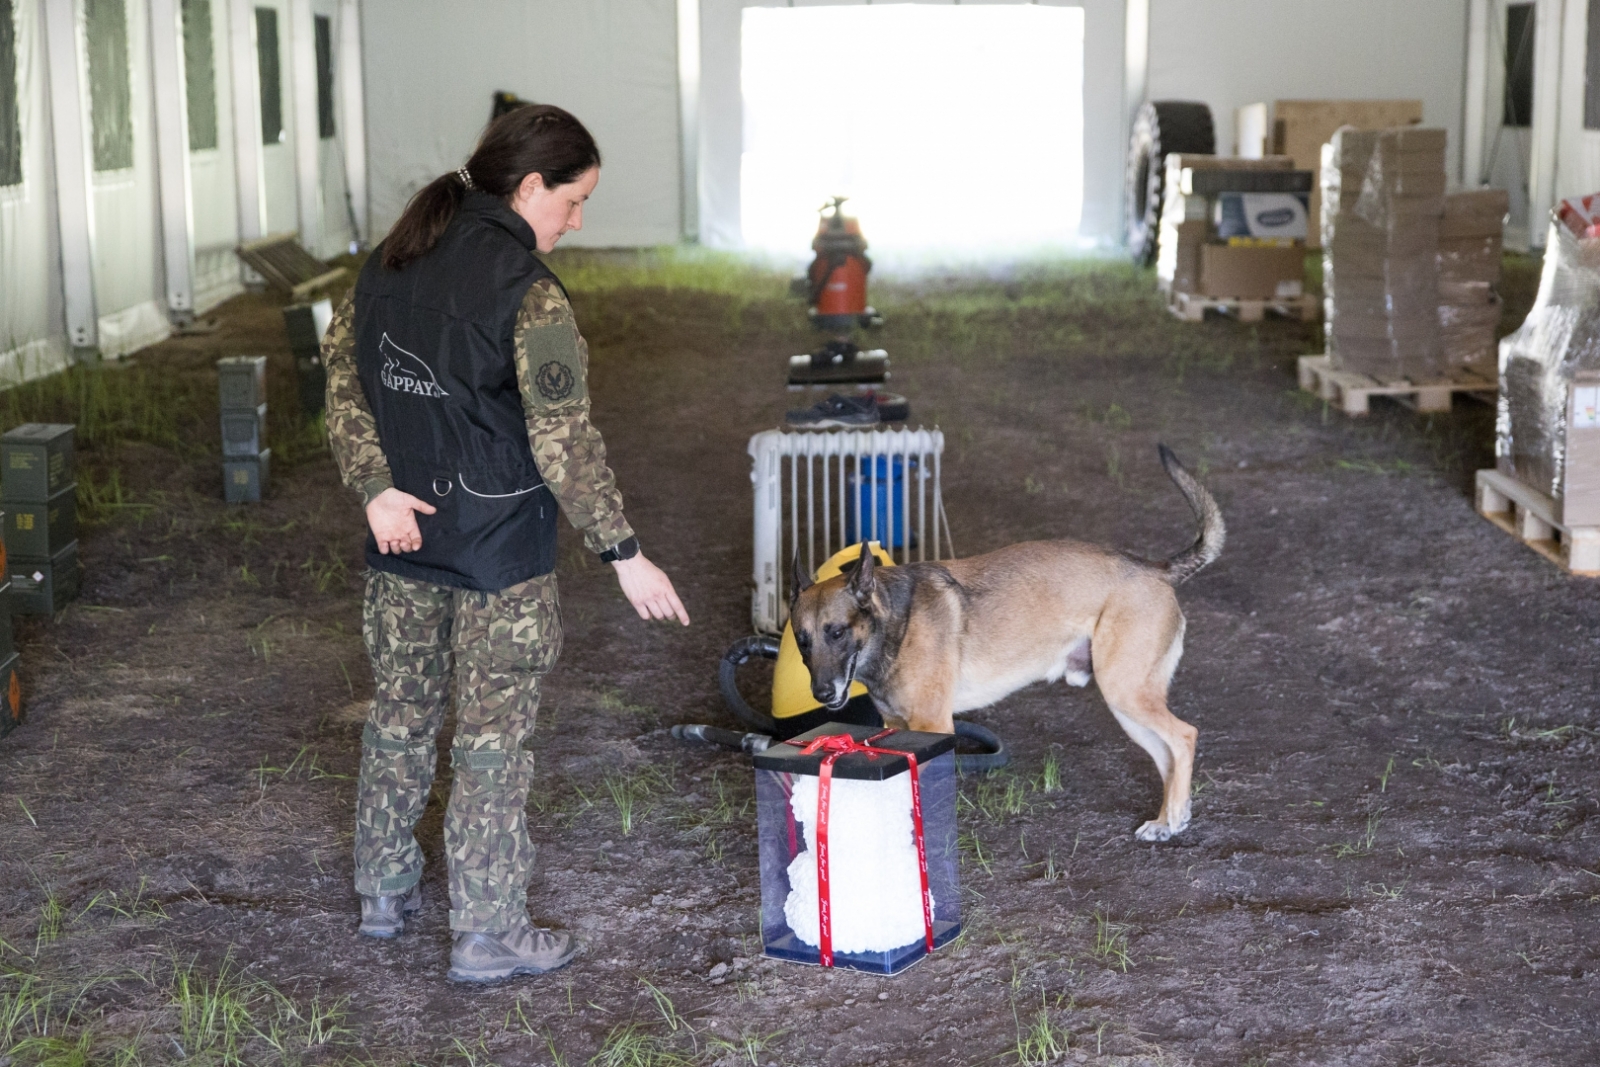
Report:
149,0,197,326
43,0,100,360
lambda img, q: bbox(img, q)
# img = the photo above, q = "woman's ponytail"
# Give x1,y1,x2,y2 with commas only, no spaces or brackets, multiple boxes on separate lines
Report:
380,104,601,272
381,171,469,271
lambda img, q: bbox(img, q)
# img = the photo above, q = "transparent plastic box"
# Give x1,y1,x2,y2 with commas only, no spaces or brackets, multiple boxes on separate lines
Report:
753,723,960,975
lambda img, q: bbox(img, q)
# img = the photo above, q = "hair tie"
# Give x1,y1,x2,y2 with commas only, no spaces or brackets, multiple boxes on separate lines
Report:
456,165,475,191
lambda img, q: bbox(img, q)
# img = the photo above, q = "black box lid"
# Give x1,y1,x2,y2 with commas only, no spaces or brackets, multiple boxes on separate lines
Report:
1,423,75,445
752,722,956,780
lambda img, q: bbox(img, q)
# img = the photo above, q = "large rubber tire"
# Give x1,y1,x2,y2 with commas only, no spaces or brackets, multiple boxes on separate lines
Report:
1125,101,1216,265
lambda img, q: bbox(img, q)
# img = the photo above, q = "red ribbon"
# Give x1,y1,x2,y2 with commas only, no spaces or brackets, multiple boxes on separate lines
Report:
785,729,935,967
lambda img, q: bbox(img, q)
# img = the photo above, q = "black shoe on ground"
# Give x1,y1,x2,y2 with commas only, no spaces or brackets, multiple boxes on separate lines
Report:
863,390,910,423
785,394,880,428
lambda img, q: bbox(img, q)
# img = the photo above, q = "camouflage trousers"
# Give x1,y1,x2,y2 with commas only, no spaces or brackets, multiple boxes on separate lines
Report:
354,569,561,932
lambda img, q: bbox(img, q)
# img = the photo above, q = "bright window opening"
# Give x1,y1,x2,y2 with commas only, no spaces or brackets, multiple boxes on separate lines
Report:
739,3,1084,261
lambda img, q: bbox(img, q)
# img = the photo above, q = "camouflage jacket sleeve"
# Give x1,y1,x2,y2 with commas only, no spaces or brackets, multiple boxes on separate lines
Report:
322,291,395,505
515,277,635,555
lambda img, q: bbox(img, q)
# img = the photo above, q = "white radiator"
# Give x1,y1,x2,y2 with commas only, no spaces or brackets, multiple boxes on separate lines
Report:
748,427,952,635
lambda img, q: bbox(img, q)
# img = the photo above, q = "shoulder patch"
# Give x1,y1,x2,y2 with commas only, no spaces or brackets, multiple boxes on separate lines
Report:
535,360,576,402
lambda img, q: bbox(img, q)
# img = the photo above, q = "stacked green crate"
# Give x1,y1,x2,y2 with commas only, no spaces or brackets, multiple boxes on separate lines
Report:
282,299,332,417
2,423,80,617
218,356,270,502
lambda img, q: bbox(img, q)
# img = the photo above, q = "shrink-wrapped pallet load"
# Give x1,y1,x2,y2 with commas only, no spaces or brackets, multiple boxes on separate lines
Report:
1437,189,1509,376
1322,127,1447,381
1495,202,1600,525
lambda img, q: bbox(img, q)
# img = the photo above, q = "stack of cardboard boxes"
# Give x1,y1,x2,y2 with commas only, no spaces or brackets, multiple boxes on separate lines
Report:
218,356,271,503
1156,154,1314,304
1438,190,1510,375
1322,127,1449,381
3,424,81,616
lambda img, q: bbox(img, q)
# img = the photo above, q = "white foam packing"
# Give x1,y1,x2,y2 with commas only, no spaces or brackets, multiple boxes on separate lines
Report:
783,771,933,954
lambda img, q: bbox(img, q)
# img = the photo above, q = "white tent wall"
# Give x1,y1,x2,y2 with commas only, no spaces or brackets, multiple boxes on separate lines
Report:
695,0,1126,250
86,0,172,359
1145,0,1470,179
310,0,352,258
1,0,71,383
254,0,298,235
1462,0,1600,251
359,0,682,249
189,0,245,312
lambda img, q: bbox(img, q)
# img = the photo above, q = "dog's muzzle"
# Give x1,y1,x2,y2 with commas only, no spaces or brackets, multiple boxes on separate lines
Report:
818,652,858,710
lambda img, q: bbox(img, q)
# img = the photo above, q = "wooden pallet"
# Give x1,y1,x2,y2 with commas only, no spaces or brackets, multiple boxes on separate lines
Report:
1297,355,1495,416
1166,290,1319,323
1475,468,1600,576
235,233,346,300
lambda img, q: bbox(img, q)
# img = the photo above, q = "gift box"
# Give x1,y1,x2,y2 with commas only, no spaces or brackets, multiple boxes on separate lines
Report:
753,723,960,975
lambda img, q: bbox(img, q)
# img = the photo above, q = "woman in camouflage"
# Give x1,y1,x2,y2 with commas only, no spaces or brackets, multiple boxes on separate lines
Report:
323,104,689,983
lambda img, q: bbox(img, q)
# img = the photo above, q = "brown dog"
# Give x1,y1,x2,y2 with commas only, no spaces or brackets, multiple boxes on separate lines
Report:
786,445,1224,841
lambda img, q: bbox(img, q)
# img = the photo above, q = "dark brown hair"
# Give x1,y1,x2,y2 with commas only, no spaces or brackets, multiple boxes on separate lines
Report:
381,104,601,271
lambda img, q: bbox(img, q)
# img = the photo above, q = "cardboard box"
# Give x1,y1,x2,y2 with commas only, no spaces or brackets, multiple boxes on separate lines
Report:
1215,193,1310,241
1157,155,1295,294
1237,99,1425,248
1559,376,1600,525
1197,245,1305,299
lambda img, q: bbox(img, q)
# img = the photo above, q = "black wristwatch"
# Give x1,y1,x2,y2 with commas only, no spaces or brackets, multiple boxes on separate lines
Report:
599,535,640,564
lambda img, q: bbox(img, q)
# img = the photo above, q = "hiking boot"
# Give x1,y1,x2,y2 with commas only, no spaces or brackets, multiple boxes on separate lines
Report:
785,394,880,428
448,921,580,983
357,883,422,939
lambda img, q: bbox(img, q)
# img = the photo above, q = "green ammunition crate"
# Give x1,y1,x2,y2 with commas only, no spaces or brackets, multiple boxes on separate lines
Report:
5,483,76,559
222,404,268,456
218,355,268,410
282,299,332,355
11,540,80,615
0,651,20,739
223,449,271,503
296,355,326,417
1,423,75,503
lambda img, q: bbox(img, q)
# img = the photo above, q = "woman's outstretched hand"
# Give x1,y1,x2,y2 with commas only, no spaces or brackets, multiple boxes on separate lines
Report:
612,554,690,626
366,488,437,554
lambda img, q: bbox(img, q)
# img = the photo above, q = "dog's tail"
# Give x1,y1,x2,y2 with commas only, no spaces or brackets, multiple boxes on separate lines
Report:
1157,444,1225,585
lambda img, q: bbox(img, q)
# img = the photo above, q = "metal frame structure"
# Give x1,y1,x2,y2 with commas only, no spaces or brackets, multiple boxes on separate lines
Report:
148,0,197,324
42,0,99,356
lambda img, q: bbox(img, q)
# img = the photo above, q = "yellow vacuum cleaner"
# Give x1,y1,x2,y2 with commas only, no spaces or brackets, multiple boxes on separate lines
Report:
674,543,1008,771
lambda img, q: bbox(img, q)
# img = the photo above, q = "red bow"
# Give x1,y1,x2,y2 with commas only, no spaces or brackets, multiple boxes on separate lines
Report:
785,730,935,967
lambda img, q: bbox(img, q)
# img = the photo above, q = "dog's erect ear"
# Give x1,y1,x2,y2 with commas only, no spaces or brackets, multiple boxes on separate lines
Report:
788,552,813,613
846,541,877,607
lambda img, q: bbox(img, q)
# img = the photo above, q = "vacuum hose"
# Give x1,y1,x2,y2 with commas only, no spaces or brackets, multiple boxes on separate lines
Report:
714,634,1010,773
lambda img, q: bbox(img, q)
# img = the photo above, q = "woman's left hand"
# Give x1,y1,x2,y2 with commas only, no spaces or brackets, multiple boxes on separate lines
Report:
612,554,690,626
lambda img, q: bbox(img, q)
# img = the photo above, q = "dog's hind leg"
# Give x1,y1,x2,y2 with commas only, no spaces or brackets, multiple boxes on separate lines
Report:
1092,595,1197,842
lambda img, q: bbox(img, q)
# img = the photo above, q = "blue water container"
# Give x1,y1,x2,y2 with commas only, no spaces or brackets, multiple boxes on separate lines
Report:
847,455,917,548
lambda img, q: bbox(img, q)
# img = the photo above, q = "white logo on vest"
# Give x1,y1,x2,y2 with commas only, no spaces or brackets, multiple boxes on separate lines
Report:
379,333,449,398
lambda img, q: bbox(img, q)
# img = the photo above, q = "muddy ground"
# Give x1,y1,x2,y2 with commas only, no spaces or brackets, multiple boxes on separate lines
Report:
2,252,1597,1067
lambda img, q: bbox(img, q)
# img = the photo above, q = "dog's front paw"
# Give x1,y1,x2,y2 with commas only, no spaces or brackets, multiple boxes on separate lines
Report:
1135,820,1175,842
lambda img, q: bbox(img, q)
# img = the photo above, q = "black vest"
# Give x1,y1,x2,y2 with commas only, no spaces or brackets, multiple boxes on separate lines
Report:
354,192,561,591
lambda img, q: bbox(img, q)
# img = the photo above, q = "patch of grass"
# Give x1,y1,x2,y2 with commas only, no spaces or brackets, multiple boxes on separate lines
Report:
1012,993,1071,1065
1332,812,1383,858
1089,910,1133,973
1,954,349,1065
589,1022,697,1067
255,745,352,793
1035,752,1063,796
671,769,752,862
602,764,671,836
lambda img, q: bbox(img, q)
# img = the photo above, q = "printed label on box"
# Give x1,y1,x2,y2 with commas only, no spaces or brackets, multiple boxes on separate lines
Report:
1575,386,1600,428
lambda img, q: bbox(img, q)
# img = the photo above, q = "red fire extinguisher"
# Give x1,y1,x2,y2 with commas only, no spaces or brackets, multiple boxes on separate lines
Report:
806,197,881,332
